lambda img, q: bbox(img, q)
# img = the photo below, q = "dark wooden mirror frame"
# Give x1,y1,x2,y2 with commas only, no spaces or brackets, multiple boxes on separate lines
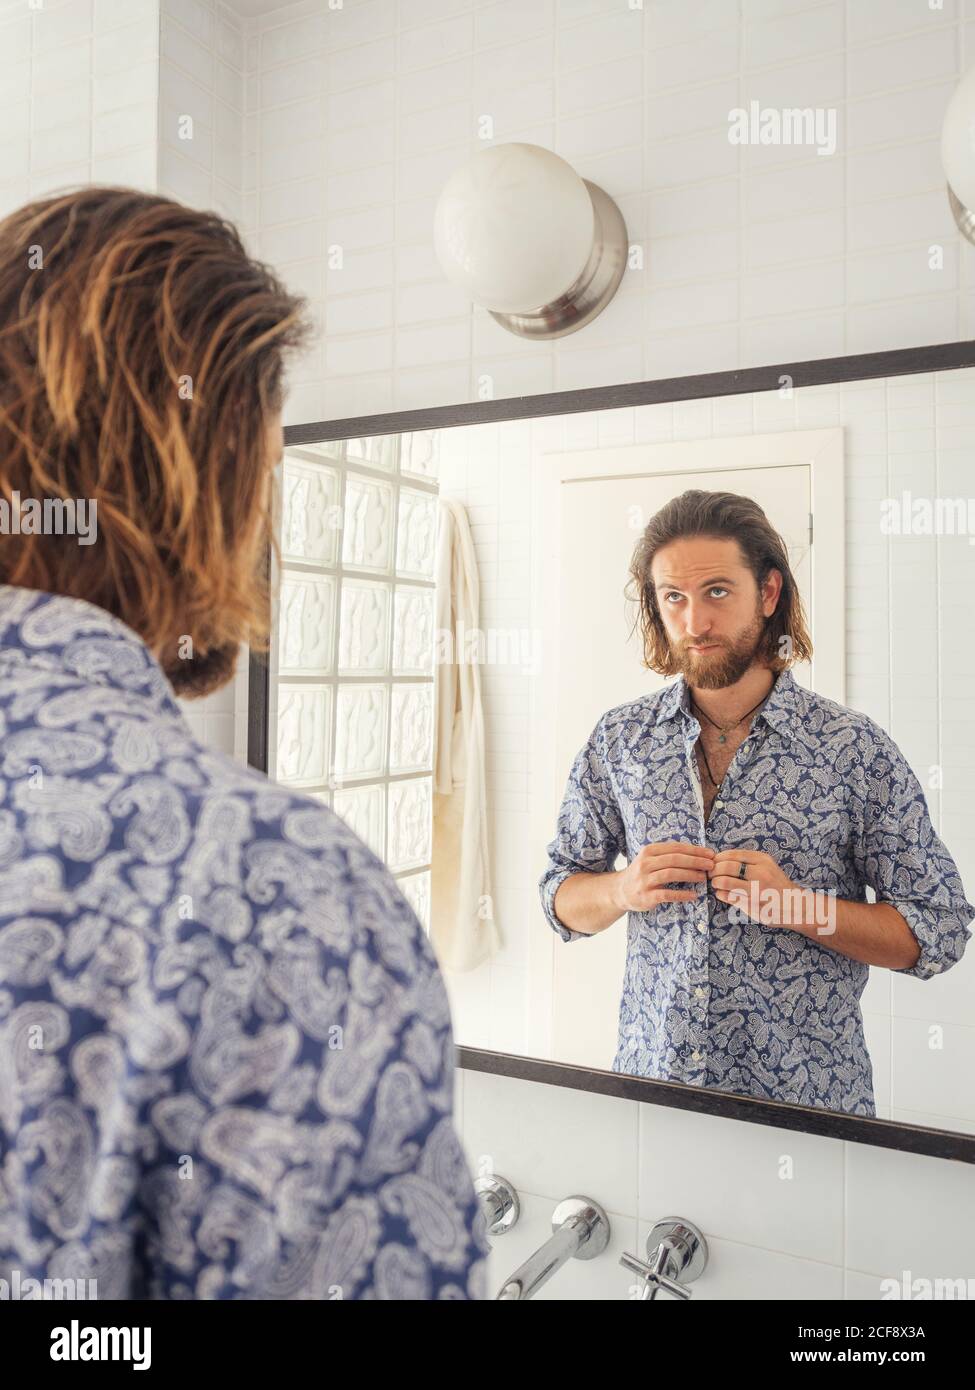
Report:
249,339,975,1166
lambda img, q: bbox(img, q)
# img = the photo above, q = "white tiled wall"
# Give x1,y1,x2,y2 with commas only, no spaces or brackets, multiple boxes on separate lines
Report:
455,1067,975,1299
237,0,975,424
439,369,975,1149
0,0,159,215
158,0,245,224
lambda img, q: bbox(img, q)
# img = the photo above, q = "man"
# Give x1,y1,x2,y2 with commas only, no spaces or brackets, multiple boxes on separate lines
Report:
0,187,487,1298
539,488,973,1116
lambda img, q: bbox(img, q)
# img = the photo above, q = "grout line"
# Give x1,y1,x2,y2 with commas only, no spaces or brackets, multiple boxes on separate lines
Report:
841,0,847,354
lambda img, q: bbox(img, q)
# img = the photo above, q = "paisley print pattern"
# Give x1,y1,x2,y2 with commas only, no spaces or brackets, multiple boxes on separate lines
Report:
0,585,488,1299
539,668,974,1116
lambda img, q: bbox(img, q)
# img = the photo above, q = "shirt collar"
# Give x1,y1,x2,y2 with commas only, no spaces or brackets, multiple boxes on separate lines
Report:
655,665,799,739
0,584,186,720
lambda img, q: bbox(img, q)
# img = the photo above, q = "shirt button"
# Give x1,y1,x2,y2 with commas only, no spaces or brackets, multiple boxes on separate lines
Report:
691,1050,702,1061
694,986,705,997
697,923,706,933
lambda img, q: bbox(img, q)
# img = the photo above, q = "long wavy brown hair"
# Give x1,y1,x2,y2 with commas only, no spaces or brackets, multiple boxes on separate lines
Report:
626,489,813,676
0,185,312,696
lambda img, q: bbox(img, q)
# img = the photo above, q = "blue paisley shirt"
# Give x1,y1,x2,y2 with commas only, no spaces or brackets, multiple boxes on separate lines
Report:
0,584,488,1299
539,667,974,1116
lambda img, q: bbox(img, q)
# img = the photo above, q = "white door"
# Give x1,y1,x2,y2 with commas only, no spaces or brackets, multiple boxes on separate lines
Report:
533,432,843,1071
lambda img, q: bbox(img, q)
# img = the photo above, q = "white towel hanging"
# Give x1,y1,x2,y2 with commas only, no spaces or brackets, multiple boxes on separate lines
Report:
430,496,501,972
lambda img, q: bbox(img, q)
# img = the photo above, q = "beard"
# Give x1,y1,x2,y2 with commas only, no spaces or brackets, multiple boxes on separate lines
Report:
162,536,268,699
674,603,768,691
163,639,241,698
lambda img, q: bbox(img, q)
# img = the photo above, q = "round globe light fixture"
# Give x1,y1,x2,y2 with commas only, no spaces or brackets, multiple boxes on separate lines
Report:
942,63,975,243
433,142,628,339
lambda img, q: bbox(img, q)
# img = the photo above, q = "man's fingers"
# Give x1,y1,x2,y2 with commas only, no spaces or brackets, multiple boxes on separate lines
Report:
643,866,708,887
638,844,714,870
641,840,714,856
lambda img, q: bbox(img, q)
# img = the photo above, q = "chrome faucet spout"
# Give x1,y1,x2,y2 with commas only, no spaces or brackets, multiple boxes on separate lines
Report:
494,1196,610,1301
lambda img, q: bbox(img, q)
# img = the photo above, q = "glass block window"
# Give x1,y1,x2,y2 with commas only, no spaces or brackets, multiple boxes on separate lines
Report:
268,432,440,933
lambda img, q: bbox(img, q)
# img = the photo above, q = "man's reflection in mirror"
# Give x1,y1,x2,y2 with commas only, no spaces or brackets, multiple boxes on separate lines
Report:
539,490,974,1115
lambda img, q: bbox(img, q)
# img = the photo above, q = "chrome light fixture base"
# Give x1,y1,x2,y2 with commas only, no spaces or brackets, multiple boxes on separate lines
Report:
488,180,628,340
947,183,975,245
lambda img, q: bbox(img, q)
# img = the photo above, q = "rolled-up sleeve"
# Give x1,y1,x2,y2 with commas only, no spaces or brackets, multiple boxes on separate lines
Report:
538,715,626,943
853,724,974,980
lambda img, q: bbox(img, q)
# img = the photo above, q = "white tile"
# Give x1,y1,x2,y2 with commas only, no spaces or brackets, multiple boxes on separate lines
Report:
649,226,740,282
647,27,738,90
745,208,844,268
324,82,391,133
463,1069,640,1217
638,1104,845,1264
33,0,93,51
644,177,740,238
847,139,943,203
743,259,845,318
560,55,643,118
32,38,92,93
398,13,472,71
94,17,157,75
325,331,394,374
646,0,740,43
647,277,740,331
846,25,958,100
558,5,643,72
846,295,959,354
845,1141,975,1277
846,0,959,46
261,53,327,108
636,1226,844,1299
31,122,91,171
847,189,954,253
160,12,213,89
848,244,958,304
0,13,31,66
847,80,956,151
890,1017,975,1122
742,1,844,70
743,155,845,221
645,126,739,190
644,323,740,377
396,319,471,368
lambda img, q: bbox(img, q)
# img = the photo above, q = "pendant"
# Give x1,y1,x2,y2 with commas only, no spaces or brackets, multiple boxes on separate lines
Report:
718,734,726,743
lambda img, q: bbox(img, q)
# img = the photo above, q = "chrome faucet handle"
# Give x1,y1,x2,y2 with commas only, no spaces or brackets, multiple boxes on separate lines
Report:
620,1249,693,1299
474,1174,520,1235
619,1217,708,1301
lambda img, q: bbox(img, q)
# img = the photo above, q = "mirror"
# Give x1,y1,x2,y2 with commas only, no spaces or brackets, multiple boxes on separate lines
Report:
256,348,975,1151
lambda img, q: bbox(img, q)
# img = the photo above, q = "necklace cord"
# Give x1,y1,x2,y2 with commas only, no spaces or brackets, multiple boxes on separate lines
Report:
691,688,772,791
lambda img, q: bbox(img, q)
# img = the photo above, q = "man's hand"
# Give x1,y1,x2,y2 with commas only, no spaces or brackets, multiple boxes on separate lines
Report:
614,841,715,914
708,848,802,926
